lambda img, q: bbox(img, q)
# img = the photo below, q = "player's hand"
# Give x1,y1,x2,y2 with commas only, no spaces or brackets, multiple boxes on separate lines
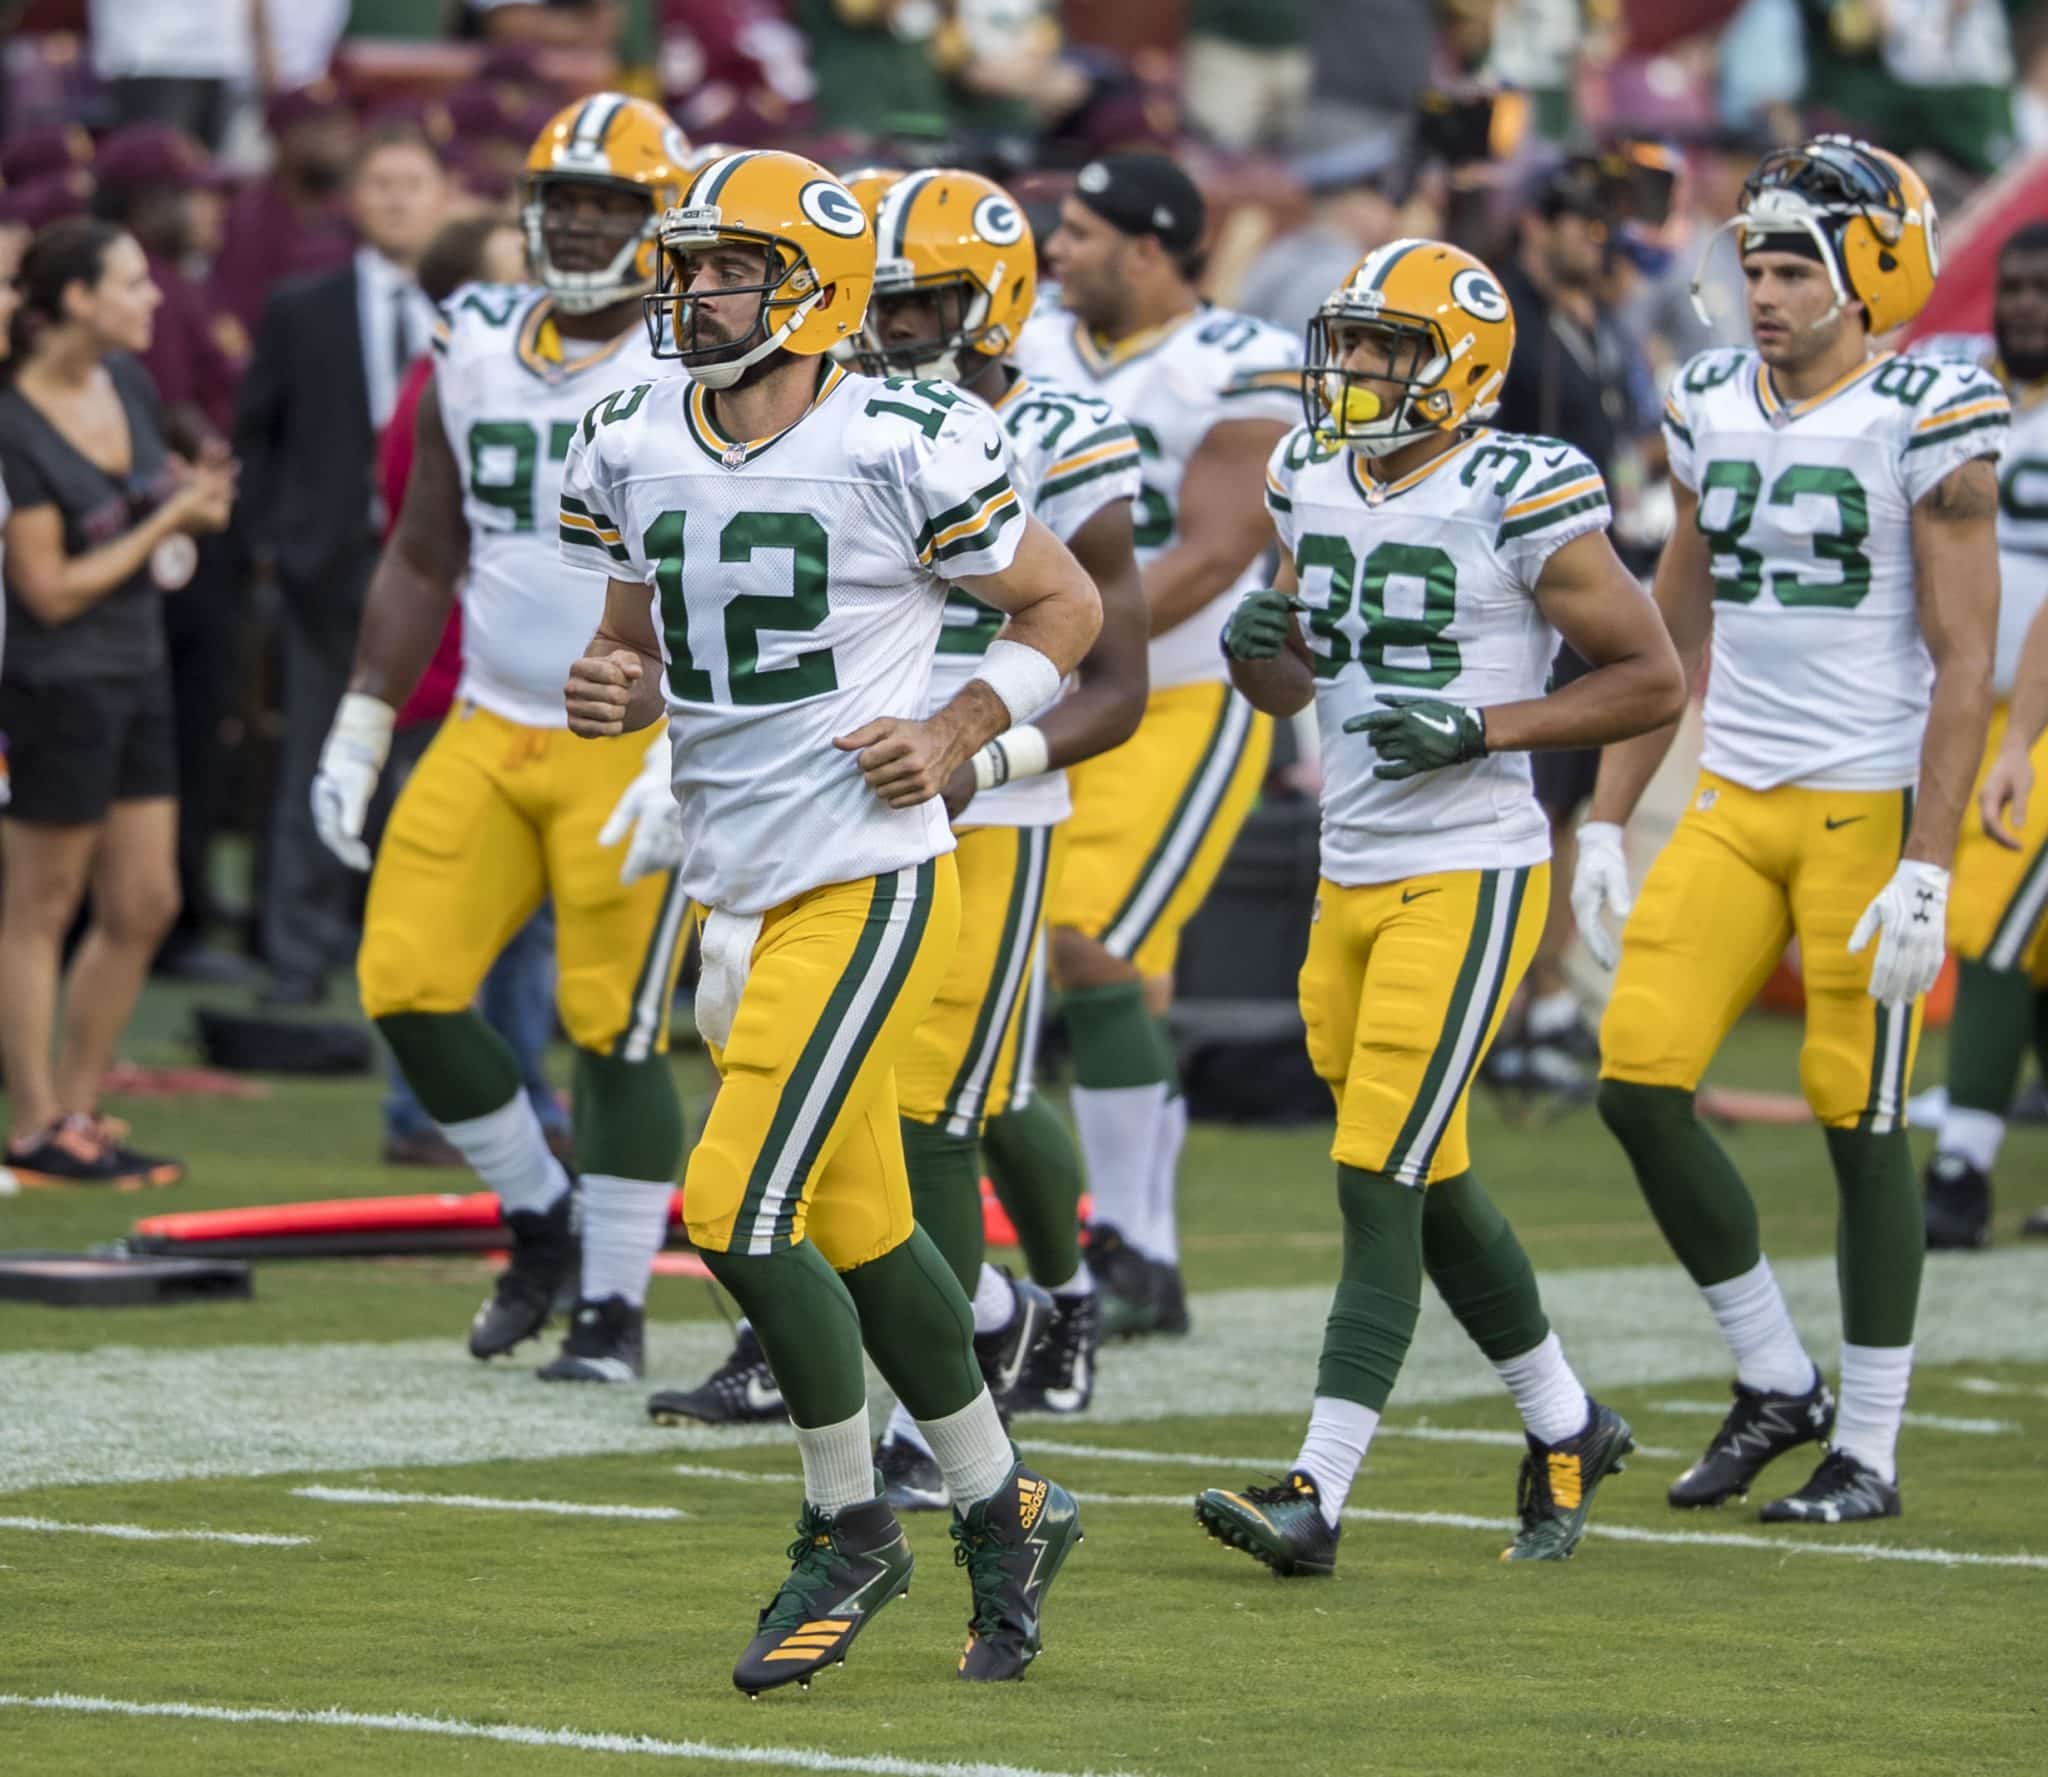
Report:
597,733,683,884
1980,741,2034,851
1848,859,1950,1005
1221,588,1307,661
1344,695,1487,781
566,651,641,737
834,716,963,809
941,760,977,821
1569,820,1633,970
310,692,395,872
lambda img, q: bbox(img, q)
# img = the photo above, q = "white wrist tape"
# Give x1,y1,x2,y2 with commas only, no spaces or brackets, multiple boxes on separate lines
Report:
330,692,396,769
972,724,1051,792
971,639,1063,726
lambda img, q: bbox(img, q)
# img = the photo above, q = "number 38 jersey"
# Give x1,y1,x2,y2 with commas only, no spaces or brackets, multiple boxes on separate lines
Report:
559,365,1026,916
1664,347,2010,791
1266,425,1611,885
432,283,670,727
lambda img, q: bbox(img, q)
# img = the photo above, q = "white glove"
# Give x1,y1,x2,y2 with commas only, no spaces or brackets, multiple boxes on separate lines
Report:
598,734,684,884
1570,821,1634,970
1848,859,1950,1004
310,693,395,872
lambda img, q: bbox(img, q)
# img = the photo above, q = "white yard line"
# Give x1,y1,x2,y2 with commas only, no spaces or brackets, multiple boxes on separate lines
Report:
1023,1428,1683,1465
291,1486,684,1522
1953,1377,2048,1402
1647,1400,2020,1437
673,1462,800,1484
0,1514,311,1547
0,1693,1125,1777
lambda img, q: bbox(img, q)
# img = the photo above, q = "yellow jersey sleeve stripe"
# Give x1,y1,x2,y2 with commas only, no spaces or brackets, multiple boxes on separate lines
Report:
559,510,621,543
919,487,1020,563
1503,476,1604,521
1915,397,2007,432
1045,439,1141,480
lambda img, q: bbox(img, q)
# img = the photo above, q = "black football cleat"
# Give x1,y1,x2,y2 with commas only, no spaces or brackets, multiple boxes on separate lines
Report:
876,1430,948,1514
1501,1399,1635,1562
467,1191,578,1359
1151,1261,1191,1337
1010,1290,1100,1416
536,1295,644,1382
2025,1205,2048,1239
732,1495,915,1697
1667,1374,1835,1508
1083,1222,1160,1340
973,1269,1054,1401
1760,1449,1901,1524
952,1462,1083,1681
1924,1153,1992,1250
1194,1470,1340,1577
647,1324,786,1425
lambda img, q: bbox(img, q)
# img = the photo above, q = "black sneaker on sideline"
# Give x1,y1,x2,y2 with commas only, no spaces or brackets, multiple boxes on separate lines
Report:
1501,1399,1635,1562
536,1295,644,1382
1760,1449,1901,1524
1194,1470,1340,1577
1924,1153,1992,1250
732,1495,915,1696
87,1115,184,1187
647,1324,786,1425
2,1115,153,1190
467,1191,578,1360
1010,1290,1100,1416
1667,1374,1835,1508
876,1431,948,1513
952,1462,1083,1681
973,1269,1054,1401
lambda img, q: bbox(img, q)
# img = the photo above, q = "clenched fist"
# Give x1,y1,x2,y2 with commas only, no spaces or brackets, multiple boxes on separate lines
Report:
834,715,971,810
566,650,642,737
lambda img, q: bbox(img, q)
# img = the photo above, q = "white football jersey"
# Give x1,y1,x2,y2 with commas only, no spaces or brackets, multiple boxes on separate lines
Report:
1016,305,1298,690
1665,346,2010,790
1993,377,2048,697
432,284,670,728
1267,425,1611,884
929,369,1142,830
559,364,1026,915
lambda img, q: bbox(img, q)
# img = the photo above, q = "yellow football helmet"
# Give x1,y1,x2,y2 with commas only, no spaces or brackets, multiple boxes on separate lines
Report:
1305,237,1515,455
842,166,905,219
854,168,1035,381
648,148,873,388
521,93,693,313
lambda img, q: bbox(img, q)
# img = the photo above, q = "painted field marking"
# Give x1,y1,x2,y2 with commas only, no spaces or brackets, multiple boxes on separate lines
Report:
673,1462,800,1484
1079,1490,2048,1572
1953,1377,2048,1402
0,1693,1126,1777
291,1486,684,1522
1648,1400,2019,1438
0,1515,312,1548
1024,1428,1682,1467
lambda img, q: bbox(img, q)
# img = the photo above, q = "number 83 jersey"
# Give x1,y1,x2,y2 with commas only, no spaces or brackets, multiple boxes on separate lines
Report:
1664,347,2010,792
1266,424,1611,885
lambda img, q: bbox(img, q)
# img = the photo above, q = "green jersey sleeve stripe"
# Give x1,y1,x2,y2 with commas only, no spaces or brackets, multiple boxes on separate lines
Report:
914,473,1013,553
1266,490,1292,513
1662,416,1694,447
1058,424,1137,457
1497,491,1608,544
932,498,1023,563
1038,454,1142,503
560,493,600,519
559,526,629,563
1519,461,1594,499
1929,382,1998,413
1903,412,2009,452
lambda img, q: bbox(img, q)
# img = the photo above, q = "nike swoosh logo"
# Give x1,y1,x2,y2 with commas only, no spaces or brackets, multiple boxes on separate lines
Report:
1544,448,1572,467
744,1375,784,1413
1401,888,1440,904
1414,713,1457,736
1824,815,1867,830
984,439,1003,459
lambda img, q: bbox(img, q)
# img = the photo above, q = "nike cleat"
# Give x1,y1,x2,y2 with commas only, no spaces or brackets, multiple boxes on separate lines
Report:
1924,1153,1992,1250
1501,1399,1634,1562
1667,1374,1835,1508
733,1495,914,1697
467,1191,578,1359
1194,1470,1340,1577
647,1324,786,1425
952,1463,1083,1681
1760,1449,1901,1524
876,1430,948,1514
1083,1222,1160,1340
536,1294,644,1382
1010,1290,1100,1416
973,1269,1054,1402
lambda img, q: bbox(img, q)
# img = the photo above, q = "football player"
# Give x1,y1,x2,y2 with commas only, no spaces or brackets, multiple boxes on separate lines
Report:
1016,151,1300,1336
1194,239,1685,1575
1921,222,2048,1248
559,150,1096,1691
1577,138,2005,1521
312,95,695,1381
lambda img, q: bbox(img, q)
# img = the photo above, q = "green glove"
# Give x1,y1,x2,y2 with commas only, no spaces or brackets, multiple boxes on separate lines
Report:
1343,695,1488,781
1222,589,1308,661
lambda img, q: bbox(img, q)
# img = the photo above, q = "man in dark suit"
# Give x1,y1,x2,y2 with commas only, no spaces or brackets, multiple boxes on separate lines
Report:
235,122,447,1003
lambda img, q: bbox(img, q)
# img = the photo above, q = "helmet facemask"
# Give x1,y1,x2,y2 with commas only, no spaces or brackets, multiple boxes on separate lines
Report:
1305,306,1458,456
851,262,1003,381
645,215,826,389
523,172,661,315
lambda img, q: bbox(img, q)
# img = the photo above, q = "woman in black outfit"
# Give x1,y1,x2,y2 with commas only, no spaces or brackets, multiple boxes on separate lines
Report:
0,219,235,1186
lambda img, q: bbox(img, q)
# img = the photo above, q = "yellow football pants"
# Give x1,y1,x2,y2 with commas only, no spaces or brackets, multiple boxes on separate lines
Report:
1949,705,2048,983
1600,771,1921,1131
1054,680,1271,979
684,857,960,1266
898,823,1064,1136
1301,864,1547,1187
359,704,690,1057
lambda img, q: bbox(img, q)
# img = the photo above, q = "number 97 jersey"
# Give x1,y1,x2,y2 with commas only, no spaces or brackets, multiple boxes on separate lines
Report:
1265,425,1612,886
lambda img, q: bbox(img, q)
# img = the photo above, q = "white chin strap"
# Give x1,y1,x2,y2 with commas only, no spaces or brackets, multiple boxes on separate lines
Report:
526,203,658,315
1690,208,1851,335
685,288,822,389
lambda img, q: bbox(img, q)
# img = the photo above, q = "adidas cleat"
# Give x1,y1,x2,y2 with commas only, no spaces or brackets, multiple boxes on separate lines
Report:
1194,1470,1339,1577
1501,1399,1634,1562
1668,1374,1835,1508
1760,1449,1901,1524
973,1269,1054,1402
876,1430,948,1514
952,1463,1083,1681
1010,1290,1100,1416
467,1191,578,1359
1924,1153,1992,1250
733,1495,915,1697
647,1324,786,1425
536,1295,644,1382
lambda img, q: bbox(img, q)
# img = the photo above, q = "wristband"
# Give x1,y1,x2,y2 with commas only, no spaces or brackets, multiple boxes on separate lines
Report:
971,723,1051,792
329,692,396,769
971,638,1063,726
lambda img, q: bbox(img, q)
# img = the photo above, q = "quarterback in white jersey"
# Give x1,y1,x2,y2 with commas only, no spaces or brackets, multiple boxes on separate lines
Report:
1195,238,1684,1579
313,95,697,1383
1585,137,2005,1524
560,149,1098,1695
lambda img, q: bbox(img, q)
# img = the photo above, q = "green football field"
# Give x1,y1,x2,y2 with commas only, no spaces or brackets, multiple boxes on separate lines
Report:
3,984,2046,1776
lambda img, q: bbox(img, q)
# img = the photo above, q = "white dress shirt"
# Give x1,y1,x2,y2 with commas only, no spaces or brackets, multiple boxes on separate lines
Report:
355,247,438,435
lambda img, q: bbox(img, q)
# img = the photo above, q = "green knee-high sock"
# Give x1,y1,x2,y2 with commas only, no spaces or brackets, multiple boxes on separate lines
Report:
1596,1079,1761,1287
1061,980,1173,1088
983,1096,1084,1289
1316,1165,1425,1410
900,1114,985,1296
573,1048,684,1181
1946,959,2037,1116
1421,1171,1550,1362
698,1242,867,1427
377,1010,521,1125
1825,1127,1923,1346
839,1227,984,1421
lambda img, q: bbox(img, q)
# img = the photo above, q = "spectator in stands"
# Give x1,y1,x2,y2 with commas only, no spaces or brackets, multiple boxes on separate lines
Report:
0,219,236,1188
458,0,621,47
234,125,447,1009
0,174,98,287
796,0,951,136
1237,130,1411,339
1183,0,1309,153
86,0,258,151
255,0,353,94
657,0,818,145
0,126,94,194
1301,0,1437,148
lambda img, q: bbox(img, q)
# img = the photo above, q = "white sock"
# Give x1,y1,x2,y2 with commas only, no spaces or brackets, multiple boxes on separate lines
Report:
1526,988,1582,1040
882,1397,934,1457
1144,1093,1188,1265
440,1093,570,1217
1833,1342,1912,1483
1053,1266,1095,1299
793,1407,876,1514
1294,1395,1379,1528
577,1174,673,1307
1492,1332,1591,1445
1071,1082,1167,1254
972,1263,1015,1337
1936,1106,2007,1173
1701,1257,1818,1397
918,1387,1014,1510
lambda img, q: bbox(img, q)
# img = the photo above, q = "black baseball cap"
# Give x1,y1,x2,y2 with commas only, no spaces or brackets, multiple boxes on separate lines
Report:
1070,151,1206,253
